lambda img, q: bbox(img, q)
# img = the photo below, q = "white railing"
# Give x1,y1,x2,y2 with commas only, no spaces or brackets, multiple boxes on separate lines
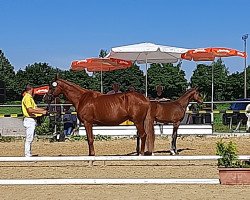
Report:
0,155,249,162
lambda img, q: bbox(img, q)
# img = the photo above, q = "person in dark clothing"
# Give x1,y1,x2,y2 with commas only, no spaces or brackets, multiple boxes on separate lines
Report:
63,105,77,136
152,85,165,100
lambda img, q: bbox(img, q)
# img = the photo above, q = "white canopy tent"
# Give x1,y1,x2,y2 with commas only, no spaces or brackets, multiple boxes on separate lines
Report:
107,42,189,96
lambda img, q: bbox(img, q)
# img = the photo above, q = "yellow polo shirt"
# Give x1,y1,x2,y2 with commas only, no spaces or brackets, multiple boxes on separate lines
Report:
22,93,37,117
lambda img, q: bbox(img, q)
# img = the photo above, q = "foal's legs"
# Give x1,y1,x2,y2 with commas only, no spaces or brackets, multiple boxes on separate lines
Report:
170,121,180,155
134,122,147,155
84,121,95,156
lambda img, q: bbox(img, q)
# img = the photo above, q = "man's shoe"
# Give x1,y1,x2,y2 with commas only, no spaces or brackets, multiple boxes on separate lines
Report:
25,154,38,157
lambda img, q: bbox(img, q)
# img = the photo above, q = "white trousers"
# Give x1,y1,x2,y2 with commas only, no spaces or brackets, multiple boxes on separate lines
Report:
23,118,36,157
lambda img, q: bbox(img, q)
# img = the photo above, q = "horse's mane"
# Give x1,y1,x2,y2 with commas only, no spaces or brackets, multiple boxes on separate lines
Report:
184,87,196,94
58,78,102,95
175,88,197,101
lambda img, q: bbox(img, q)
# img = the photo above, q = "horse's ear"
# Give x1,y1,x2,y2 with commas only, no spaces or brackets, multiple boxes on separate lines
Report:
53,67,60,81
54,72,60,81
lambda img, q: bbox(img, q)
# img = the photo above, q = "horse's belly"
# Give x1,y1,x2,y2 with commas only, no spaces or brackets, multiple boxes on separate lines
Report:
94,109,128,125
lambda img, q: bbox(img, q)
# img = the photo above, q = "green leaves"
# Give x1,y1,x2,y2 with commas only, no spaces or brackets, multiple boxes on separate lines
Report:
216,141,238,168
95,64,145,94
148,63,188,99
191,59,229,101
0,50,16,101
1,49,250,102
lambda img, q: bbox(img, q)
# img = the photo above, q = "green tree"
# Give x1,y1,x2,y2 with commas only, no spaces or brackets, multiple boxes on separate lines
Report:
190,59,229,101
147,63,188,99
99,49,108,58
96,64,145,93
190,63,211,100
212,59,229,101
0,50,16,101
225,71,244,100
14,63,59,100
61,69,92,89
246,66,250,98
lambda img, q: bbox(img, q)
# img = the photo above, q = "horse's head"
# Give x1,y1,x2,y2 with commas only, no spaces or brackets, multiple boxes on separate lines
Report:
44,79,63,104
191,87,203,104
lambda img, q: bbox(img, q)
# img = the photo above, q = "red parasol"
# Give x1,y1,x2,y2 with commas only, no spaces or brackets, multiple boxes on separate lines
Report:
71,57,132,93
33,85,49,95
71,57,132,72
181,47,247,124
181,47,246,61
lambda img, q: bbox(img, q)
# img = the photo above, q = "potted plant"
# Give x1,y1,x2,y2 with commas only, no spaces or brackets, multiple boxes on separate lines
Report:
216,140,250,185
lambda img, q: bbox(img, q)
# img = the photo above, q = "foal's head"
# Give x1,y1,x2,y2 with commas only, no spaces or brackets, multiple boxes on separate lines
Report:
190,87,203,104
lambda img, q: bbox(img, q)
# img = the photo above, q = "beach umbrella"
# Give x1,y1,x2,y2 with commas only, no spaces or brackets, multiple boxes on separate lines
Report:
71,57,132,93
33,85,49,95
181,47,247,123
181,47,246,61
107,42,189,96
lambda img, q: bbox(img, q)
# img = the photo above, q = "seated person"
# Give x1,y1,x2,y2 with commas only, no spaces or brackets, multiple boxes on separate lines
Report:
107,82,122,94
127,85,136,92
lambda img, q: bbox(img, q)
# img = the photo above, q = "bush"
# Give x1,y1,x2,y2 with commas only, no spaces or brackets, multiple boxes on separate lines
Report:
35,116,52,135
216,140,250,168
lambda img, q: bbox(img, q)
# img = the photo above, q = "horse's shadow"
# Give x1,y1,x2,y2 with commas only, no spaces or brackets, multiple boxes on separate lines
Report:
153,148,196,155
101,148,196,156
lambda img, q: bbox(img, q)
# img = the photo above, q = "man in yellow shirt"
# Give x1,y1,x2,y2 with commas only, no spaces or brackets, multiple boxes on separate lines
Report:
22,84,47,157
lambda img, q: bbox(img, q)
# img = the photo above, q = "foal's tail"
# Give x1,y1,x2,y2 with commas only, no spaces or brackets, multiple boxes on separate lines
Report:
144,102,155,155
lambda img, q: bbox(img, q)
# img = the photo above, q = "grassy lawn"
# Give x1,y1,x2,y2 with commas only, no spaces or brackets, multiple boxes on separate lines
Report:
0,106,22,115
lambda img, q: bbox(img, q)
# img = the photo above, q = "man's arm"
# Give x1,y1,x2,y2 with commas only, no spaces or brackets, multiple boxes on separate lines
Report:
27,107,47,115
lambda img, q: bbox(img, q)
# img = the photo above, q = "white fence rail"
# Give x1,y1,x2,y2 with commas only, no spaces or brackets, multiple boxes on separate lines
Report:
79,124,213,136
0,155,249,162
0,178,220,185
1,155,248,185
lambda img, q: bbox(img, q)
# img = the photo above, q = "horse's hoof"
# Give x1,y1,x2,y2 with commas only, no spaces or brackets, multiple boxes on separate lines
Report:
170,150,176,156
144,151,153,156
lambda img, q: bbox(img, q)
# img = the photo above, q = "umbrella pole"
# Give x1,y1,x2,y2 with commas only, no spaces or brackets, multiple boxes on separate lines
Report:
211,64,214,126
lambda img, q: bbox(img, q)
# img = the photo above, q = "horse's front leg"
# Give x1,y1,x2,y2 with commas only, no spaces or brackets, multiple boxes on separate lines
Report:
84,121,95,156
134,122,147,156
170,122,180,155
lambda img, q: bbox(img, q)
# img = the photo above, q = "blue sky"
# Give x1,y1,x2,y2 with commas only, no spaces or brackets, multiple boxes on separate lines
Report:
0,0,249,80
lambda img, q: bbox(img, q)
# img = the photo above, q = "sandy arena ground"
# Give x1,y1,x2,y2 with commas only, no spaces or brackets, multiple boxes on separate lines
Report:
0,136,250,200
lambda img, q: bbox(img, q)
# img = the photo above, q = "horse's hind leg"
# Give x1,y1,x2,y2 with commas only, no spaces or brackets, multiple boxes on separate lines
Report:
134,122,146,155
170,122,180,155
84,121,95,156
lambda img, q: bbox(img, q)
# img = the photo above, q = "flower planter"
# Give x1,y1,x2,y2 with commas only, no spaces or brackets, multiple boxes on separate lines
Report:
218,168,250,185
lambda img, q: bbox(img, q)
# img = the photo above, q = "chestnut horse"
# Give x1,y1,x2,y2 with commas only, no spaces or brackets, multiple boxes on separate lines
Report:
45,78,151,156
146,88,203,155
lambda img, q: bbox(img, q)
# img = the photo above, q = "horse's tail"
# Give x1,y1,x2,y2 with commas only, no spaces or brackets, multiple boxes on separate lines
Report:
144,101,155,155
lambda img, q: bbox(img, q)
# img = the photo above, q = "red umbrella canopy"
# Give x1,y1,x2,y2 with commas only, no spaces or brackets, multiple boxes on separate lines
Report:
33,85,49,95
71,57,132,72
181,47,247,61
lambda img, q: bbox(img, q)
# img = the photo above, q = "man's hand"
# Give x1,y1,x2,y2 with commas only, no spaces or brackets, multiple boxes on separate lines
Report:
41,110,47,115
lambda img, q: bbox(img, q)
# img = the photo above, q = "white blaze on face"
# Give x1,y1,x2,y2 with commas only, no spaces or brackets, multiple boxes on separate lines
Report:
52,82,58,87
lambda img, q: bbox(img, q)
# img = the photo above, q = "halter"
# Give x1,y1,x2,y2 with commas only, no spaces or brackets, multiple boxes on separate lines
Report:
43,81,58,112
